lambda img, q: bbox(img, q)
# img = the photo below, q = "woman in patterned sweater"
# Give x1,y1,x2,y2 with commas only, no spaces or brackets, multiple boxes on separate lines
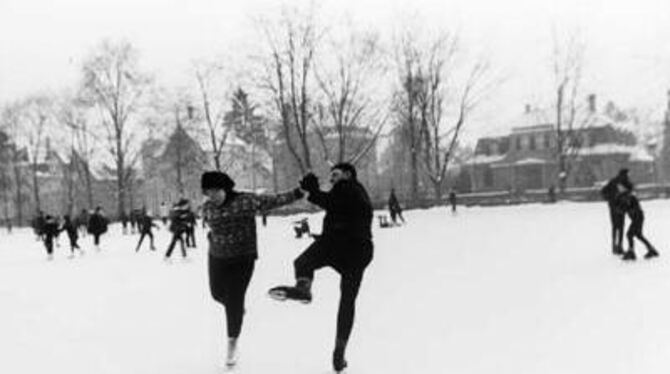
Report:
201,171,304,368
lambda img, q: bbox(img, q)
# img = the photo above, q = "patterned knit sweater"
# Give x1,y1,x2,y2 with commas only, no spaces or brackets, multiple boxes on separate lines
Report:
203,189,302,262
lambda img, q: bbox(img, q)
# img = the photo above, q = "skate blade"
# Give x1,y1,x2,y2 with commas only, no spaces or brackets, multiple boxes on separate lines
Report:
268,289,288,301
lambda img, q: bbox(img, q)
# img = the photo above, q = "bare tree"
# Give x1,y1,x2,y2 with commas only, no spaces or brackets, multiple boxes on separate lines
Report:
414,34,494,203
0,103,28,224
313,28,389,167
551,29,587,192
258,6,321,173
57,94,97,210
193,61,234,171
81,39,152,217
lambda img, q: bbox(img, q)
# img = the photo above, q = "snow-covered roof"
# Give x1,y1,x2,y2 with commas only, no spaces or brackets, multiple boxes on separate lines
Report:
514,157,548,165
466,154,506,165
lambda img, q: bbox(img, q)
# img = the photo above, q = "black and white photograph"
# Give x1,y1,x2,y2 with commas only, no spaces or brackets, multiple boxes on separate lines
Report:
2,0,670,372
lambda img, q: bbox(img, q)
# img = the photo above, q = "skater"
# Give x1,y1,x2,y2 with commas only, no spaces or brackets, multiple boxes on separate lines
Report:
32,211,46,241
448,189,458,214
618,188,659,261
42,215,60,260
135,210,158,252
164,200,191,260
269,163,374,373
185,205,197,248
62,215,83,258
600,168,634,255
201,171,303,368
87,206,108,251
388,188,405,225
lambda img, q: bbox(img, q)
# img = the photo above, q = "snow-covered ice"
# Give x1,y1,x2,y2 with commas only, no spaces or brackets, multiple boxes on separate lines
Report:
2,200,670,373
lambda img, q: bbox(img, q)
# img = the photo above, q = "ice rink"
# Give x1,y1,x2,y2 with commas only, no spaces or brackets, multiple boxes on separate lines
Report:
2,199,670,373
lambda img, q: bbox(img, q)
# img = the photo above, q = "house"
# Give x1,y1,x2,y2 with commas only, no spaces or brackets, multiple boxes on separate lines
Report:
467,97,654,192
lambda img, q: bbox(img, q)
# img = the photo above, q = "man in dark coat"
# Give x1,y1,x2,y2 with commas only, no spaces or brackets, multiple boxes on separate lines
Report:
87,206,108,251
600,168,634,255
135,210,158,252
269,163,374,373
164,200,191,260
388,188,405,224
42,215,60,260
62,214,83,258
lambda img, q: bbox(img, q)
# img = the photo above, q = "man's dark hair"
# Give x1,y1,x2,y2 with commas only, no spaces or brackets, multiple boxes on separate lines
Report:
332,162,357,180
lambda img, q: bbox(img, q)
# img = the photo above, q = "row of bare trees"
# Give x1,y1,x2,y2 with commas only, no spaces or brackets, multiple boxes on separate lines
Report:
1,7,501,224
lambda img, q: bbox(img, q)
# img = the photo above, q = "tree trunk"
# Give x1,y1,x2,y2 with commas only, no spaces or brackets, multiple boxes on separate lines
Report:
13,165,23,225
31,163,41,213
433,180,442,206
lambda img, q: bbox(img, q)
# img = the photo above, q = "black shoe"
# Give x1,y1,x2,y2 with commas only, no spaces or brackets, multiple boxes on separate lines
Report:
333,347,348,372
268,285,312,303
613,245,624,256
644,249,659,259
622,250,636,261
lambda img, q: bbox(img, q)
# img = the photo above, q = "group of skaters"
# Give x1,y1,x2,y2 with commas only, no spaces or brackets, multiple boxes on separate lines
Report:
32,207,109,260
601,168,660,260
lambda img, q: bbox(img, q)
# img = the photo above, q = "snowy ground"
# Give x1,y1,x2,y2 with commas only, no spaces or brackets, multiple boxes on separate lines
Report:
2,200,670,374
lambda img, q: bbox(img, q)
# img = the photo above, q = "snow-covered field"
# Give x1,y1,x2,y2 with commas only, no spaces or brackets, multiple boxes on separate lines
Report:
2,200,670,374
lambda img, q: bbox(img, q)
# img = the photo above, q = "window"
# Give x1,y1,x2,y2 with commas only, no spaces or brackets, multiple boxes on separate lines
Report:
544,134,551,149
529,135,536,151
516,137,522,151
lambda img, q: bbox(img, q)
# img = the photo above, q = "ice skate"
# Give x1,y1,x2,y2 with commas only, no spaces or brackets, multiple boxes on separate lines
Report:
332,345,348,373
644,248,659,259
612,245,624,256
268,279,312,303
622,250,636,261
224,338,238,369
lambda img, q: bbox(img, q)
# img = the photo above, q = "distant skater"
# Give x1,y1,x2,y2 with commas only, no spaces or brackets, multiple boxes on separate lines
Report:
269,163,374,373
618,188,659,261
201,171,303,368
388,188,405,225
42,215,60,260
87,207,109,251
600,168,633,255
448,189,458,214
164,200,190,261
135,210,158,252
62,215,83,258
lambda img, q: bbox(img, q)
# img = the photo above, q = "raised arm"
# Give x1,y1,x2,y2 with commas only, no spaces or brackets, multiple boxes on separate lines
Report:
250,188,304,213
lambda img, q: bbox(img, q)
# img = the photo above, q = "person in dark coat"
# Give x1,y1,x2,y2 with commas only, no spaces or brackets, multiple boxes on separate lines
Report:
42,215,60,260
201,171,303,368
600,168,634,255
617,189,659,261
448,189,458,214
185,207,197,248
135,210,158,252
164,200,191,260
87,206,108,251
388,188,405,225
62,215,83,258
269,163,374,373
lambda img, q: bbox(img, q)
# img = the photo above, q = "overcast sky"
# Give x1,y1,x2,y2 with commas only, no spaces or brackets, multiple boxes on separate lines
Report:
1,0,669,143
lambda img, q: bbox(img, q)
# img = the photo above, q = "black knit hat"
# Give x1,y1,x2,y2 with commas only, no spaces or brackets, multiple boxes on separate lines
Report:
201,171,235,192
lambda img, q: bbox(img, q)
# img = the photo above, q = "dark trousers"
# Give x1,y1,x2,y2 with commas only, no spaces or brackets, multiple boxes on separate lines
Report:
93,233,102,246
165,232,187,258
136,231,155,251
608,203,625,249
294,237,373,346
186,228,196,248
44,237,54,255
67,233,79,252
626,217,655,253
208,255,255,338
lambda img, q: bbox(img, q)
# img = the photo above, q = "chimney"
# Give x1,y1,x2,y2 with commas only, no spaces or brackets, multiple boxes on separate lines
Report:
587,94,596,114
524,104,531,114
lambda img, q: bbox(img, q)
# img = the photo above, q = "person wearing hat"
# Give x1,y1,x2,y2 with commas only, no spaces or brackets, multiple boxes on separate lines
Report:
164,199,191,260
600,168,634,255
87,206,108,251
201,170,304,369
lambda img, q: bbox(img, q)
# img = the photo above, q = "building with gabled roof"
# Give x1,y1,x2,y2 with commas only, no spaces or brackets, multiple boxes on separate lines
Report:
467,97,655,192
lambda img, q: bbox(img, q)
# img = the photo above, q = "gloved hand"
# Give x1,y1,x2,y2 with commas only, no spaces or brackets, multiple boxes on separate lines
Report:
299,173,320,193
